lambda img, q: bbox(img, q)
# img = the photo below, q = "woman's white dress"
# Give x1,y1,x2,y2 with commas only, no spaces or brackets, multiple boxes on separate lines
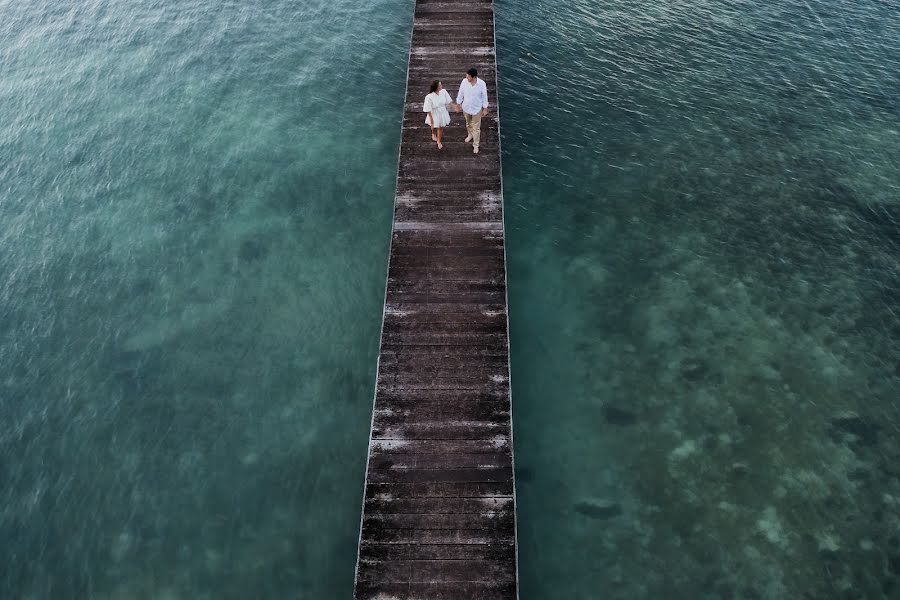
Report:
423,89,452,128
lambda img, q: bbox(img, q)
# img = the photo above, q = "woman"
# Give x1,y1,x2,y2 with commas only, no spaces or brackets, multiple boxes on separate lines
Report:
423,80,454,150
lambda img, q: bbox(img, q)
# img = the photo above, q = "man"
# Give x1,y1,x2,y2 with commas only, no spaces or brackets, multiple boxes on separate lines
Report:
455,67,489,154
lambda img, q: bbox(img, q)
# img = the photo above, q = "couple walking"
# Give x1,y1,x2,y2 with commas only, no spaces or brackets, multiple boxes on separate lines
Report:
423,67,489,153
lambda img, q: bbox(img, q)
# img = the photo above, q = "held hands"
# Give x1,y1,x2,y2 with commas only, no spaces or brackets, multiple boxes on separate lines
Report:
447,103,487,116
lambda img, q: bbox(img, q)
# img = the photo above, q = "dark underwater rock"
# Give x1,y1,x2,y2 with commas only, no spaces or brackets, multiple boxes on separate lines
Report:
829,415,880,446
680,357,710,382
603,405,637,426
574,499,623,519
239,238,269,263
889,553,900,575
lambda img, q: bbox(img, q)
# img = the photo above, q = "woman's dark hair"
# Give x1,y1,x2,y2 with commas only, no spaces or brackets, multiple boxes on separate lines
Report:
467,67,478,77
430,80,441,93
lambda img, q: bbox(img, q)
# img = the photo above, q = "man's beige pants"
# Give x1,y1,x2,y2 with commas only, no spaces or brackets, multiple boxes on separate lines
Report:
464,111,483,151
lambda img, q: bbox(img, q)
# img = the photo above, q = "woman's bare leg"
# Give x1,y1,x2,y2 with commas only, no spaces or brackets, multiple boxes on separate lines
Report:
436,127,443,149
431,127,437,142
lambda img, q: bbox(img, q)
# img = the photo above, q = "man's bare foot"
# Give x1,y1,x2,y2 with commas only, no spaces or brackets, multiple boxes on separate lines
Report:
465,135,473,143
473,147,479,154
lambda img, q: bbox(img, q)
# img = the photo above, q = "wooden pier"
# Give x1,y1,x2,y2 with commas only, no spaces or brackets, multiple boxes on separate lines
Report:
353,0,518,598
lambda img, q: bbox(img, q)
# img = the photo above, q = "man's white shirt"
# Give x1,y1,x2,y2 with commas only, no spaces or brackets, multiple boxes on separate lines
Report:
456,78,489,115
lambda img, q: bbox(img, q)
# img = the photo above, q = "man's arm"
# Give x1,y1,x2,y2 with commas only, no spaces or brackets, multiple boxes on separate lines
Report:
480,81,489,115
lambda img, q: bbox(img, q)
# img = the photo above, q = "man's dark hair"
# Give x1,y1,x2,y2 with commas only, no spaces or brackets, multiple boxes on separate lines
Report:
430,80,441,93
467,67,478,78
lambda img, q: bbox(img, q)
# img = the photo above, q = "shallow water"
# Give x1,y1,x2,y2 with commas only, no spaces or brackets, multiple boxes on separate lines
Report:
2,0,899,598
497,0,900,598
0,0,410,597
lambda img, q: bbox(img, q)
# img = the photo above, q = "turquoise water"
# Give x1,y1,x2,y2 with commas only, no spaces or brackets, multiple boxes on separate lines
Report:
1,0,410,597
1,0,898,598
498,0,900,598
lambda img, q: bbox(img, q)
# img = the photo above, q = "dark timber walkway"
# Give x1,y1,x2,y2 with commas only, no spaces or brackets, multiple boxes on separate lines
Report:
353,0,517,598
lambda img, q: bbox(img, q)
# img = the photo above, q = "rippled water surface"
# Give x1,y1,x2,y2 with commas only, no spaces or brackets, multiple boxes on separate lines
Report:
2,0,899,598
1,0,410,597
497,0,899,598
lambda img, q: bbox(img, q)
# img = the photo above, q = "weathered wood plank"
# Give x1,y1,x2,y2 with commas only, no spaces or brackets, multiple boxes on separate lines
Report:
365,494,512,513
377,365,508,378
376,375,508,391
375,374,509,392
363,511,514,532
360,526,516,546
356,580,516,600
373,387,509,403
371,421,510,441
370,439,511,454
378,354,509,370
386,270,504,283
381,319,506,334
355,0,516,596
382,293,506,306
383,308,503,319
356,559,516,586
365,480,514,498
386,281,506,295
359,541,515,561
382,302,506,322
395,208,503,223
368,451,512,470
390,237,503,251
373,401,510,426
